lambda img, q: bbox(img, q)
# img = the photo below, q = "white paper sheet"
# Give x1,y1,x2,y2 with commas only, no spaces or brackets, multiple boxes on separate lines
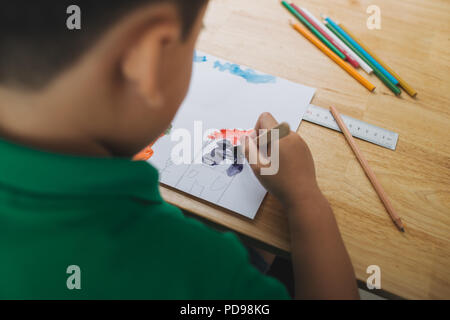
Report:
149,51,316,219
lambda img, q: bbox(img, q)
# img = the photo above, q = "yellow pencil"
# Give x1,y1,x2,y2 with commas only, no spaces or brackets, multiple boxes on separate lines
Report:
339,24,417,97
290,21,376,92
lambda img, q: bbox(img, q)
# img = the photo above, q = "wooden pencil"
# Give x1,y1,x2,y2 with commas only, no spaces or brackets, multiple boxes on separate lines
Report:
325,22,401,96
339,24,417,97
325,17,399,86
329,106,405,232
290,21,376,92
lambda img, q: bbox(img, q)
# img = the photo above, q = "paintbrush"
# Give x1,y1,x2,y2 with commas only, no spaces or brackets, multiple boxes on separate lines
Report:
234,122,291,159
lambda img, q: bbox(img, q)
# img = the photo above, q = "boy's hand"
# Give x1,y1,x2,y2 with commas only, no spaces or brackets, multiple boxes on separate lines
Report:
242,113,359,299
241,113,320,208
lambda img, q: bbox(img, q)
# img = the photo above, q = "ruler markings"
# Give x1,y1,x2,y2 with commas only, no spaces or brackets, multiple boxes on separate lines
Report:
303,105,399,151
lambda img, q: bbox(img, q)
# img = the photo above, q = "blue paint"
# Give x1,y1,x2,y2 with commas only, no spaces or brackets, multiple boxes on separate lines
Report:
194,52,207,63
202,140,244,177
213,61,276,84
226,164,244,177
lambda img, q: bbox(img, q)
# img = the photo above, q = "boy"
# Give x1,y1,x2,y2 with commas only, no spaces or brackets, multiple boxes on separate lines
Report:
0,1,358,299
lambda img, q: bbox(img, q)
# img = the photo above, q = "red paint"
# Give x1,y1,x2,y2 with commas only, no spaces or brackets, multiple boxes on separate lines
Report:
208,129,254,145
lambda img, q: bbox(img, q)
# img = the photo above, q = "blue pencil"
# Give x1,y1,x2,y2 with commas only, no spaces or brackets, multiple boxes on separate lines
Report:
325,17,399,86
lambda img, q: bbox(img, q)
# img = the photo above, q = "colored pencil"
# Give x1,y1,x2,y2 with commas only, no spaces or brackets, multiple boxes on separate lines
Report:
290,21,375,92
325,22,401,96
307,12,374,75
329,106,405,233
294,6,360,69
281,1,346,60
339,24,417,97
325,17,399,86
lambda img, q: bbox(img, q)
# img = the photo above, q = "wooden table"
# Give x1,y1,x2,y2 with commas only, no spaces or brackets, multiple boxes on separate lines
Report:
160,0,450,300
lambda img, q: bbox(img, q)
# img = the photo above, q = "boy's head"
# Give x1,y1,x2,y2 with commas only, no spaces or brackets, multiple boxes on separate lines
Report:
0,0,208,157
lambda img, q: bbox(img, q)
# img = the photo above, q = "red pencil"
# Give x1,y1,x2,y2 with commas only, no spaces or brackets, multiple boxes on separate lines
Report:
291,4,360,68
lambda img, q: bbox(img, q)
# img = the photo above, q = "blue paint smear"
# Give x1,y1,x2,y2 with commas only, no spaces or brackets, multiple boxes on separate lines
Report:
227,164,244,177
213,61,276,84
194,52,207,63
202,140,244,177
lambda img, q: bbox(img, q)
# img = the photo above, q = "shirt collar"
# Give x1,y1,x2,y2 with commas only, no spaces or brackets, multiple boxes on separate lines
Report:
0,137,162,203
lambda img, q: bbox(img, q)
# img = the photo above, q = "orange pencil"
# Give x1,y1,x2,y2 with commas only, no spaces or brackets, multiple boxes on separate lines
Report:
290,21,375,92
329,106,405,232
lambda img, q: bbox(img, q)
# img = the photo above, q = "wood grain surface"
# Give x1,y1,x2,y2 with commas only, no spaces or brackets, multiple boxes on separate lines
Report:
160,0,450,299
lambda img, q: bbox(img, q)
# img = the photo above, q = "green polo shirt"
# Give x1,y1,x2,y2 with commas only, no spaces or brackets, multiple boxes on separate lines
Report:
0,137,289,299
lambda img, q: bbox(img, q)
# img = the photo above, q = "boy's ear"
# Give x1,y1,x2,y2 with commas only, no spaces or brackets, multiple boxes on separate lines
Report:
122,19,181,108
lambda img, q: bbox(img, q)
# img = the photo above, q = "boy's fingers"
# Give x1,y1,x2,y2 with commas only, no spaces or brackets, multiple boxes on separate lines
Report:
240,136,253,163
240,135,269,172
255,112,279,131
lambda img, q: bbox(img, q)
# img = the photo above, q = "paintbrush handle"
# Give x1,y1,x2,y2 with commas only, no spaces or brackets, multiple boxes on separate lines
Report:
234,122,290,156
256,122,291,147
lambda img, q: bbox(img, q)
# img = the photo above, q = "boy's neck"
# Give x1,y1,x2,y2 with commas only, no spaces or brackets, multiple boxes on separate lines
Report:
0,86,112,157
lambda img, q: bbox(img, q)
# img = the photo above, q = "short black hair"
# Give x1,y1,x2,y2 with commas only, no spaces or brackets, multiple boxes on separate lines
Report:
0,0,207,89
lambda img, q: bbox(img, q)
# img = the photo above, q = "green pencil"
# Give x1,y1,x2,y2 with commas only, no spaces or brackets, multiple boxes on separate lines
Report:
325,22,401,96
281,1,346,60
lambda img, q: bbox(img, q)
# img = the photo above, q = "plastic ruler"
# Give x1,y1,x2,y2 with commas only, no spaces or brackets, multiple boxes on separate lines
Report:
303,104,399,150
